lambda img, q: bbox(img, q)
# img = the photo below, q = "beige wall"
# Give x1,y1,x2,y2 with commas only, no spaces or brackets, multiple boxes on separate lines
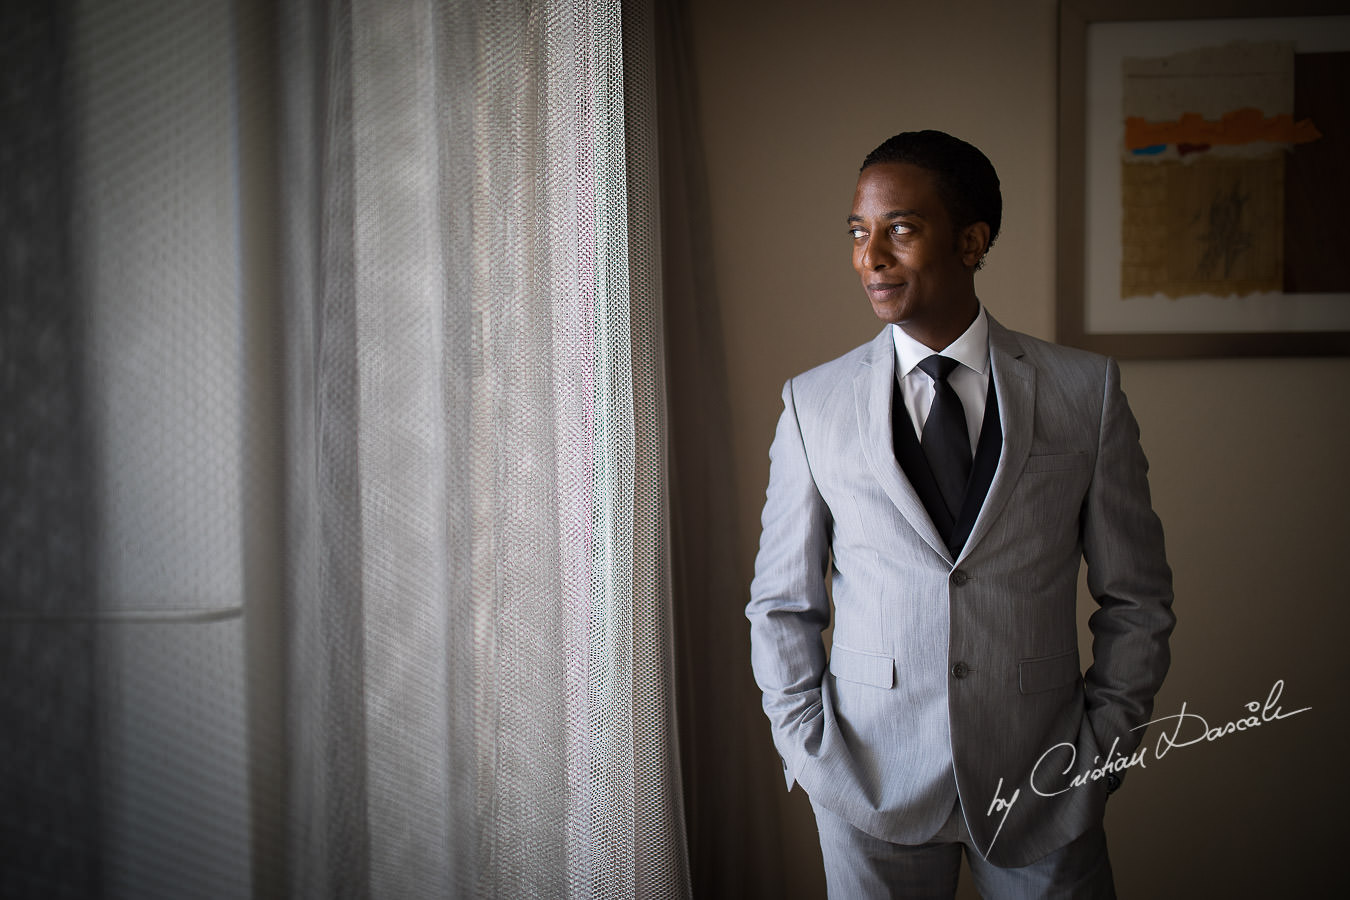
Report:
686,0,1349,895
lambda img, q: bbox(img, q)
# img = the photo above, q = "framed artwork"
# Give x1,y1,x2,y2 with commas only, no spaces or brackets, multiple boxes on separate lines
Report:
1057,0,1350,357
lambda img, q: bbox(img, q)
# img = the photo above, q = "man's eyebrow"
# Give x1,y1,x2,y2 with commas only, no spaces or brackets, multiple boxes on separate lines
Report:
846,209,924,224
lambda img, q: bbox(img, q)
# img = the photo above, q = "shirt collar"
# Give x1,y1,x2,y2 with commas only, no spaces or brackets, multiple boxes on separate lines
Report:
892,305,990,378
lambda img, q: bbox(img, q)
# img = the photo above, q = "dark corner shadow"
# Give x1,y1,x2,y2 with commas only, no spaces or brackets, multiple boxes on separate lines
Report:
653,1,795,896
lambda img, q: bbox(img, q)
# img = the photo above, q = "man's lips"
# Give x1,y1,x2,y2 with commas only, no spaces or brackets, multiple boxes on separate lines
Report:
866,282,906,298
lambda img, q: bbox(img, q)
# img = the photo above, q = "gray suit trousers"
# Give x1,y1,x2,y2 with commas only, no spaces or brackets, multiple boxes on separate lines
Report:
812,799,1116,899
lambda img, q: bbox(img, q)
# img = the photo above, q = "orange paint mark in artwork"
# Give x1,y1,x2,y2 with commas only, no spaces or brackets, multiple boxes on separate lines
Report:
1124,107,1322,150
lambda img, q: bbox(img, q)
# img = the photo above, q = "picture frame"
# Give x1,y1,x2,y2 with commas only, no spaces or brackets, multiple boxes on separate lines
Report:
1056,0,1350,358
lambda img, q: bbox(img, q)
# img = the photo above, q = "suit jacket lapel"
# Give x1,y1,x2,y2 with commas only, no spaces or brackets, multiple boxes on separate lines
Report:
956,316,1034,563
853,328,951,561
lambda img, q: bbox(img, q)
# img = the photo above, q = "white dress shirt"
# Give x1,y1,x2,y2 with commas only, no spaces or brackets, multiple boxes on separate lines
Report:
891,307,991,455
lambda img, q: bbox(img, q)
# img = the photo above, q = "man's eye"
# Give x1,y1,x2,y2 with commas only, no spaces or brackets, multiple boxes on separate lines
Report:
891,222,913,235
847,228,866,239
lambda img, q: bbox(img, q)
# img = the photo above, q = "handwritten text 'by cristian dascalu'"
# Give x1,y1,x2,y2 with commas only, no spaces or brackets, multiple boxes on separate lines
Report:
982,679,1311,854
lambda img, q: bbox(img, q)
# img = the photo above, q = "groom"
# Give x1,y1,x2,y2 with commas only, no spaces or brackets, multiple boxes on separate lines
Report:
746,130,1174,898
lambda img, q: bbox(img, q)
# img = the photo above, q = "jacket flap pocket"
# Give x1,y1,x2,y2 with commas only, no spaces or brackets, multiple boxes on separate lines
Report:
829,644,895,688
1018,649,1080,694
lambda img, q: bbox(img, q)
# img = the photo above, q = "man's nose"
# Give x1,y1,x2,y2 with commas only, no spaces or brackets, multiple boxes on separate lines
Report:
861,233,892,270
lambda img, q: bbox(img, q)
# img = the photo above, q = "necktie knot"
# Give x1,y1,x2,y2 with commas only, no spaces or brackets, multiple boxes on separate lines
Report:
917,354,960,383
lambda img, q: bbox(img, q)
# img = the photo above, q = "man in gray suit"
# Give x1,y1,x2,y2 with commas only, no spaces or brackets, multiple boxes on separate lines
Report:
747,131,1174,898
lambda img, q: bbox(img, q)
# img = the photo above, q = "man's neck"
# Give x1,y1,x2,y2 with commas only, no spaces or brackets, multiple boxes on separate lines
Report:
900,298,980,352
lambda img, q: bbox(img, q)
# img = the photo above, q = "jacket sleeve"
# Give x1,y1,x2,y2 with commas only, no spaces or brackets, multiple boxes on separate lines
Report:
746,378,833,788
1080,356,1176,766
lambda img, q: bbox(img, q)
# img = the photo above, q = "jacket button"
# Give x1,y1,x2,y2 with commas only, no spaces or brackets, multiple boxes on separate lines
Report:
952,569,970,586
952,662,970,679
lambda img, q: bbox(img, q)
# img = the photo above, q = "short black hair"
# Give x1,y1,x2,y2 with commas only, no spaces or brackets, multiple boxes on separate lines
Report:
861,130,1001,266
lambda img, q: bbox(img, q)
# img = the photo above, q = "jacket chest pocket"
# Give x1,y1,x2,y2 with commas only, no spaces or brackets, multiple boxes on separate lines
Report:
1011,452,1093,528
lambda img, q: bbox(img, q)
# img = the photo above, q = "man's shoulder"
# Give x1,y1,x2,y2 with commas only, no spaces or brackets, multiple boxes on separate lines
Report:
992,319,1112,382
786,328,887,394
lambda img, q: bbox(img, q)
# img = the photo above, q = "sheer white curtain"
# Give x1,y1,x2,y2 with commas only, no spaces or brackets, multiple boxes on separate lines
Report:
279,0,687,896
0,0,688,896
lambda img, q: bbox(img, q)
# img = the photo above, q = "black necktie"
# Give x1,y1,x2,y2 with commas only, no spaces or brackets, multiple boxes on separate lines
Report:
917,355,971,519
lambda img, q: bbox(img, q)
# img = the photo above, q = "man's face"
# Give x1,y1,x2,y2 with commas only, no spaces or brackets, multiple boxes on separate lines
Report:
848,162,985,349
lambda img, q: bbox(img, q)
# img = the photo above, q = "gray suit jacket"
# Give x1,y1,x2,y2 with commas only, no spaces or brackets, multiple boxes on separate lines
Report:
747,315,1174,867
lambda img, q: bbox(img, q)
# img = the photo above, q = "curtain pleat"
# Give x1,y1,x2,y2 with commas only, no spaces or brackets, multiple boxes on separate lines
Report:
279,1,373,895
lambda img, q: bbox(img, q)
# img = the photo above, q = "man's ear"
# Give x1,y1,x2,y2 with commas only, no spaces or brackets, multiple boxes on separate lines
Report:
958,221,991,269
